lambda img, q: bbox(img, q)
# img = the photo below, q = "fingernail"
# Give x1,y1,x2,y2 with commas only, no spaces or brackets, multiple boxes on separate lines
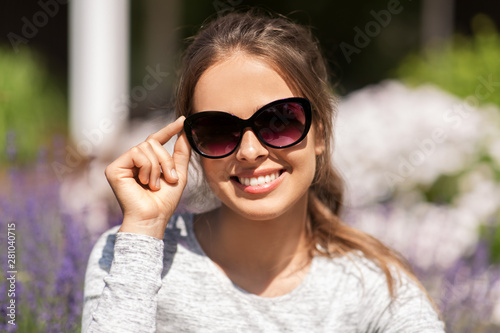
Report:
170,169,178,180
156,178,160,189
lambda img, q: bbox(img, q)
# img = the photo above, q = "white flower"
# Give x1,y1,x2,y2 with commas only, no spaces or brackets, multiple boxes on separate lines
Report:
334,80,487,207
345,202,479,270
336,80,500,271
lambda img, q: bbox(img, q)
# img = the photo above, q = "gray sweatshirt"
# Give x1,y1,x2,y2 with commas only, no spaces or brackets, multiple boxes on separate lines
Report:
82,213,445,332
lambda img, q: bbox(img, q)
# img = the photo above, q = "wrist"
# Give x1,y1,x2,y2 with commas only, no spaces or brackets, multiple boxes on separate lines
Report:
119,216,168,239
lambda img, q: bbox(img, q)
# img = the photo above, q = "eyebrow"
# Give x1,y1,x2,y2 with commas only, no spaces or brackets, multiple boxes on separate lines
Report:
194,97,294,114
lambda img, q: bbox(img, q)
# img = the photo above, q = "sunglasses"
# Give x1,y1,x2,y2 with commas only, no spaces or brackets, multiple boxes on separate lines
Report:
184,97,312,159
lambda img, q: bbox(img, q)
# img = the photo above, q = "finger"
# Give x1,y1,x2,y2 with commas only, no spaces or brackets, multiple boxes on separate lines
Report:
172,131,191,181
138,142,163,190
147,139,179,185
147,116,186,146
129,147,153,186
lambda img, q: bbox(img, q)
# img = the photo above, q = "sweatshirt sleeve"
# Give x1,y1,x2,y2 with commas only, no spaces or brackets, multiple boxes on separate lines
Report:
82,228,165,333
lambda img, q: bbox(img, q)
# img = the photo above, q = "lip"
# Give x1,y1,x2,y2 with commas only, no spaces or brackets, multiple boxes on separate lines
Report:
231,169,286,194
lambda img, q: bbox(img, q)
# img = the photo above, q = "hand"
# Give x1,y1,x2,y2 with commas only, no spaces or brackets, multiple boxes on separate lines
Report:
105,116,191,239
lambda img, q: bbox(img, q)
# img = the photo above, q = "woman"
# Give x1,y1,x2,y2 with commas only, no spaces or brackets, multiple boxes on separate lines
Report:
83,10,445,332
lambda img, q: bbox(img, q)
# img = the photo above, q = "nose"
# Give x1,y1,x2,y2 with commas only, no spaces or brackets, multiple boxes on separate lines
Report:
235,129,268,162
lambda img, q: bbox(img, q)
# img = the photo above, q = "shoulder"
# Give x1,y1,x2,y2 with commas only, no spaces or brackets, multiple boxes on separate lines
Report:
87,225,121,274
83,225,120,298
89,213,194,253
313,252,390,286
316,252,424,303
312,253,444,332
84,214,195,295
87,213,196,261
310,252,389,304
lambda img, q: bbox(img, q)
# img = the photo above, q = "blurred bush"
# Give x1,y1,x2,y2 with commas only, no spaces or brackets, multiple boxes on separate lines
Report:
336,80,500,331
353,14,500,326
0,162,93,332
396,13,500,264
397,14,500,108
0,48,67,165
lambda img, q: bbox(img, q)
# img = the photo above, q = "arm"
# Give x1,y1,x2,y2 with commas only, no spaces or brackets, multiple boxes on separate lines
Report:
82,231,164,333
82,117,191,332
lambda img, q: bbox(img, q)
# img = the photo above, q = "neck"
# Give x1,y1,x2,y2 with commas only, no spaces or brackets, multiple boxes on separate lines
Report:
194,192,312,296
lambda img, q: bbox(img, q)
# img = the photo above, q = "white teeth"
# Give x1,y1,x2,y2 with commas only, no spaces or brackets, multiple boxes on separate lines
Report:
238,171,280,186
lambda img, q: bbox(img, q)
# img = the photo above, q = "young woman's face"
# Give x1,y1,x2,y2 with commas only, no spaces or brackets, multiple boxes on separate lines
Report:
192,54,324,220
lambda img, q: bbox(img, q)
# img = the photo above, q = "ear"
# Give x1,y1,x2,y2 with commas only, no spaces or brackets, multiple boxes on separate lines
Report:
313,124,326,156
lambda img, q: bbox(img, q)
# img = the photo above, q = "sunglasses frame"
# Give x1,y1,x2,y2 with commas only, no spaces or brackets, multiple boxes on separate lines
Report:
183,97,312,159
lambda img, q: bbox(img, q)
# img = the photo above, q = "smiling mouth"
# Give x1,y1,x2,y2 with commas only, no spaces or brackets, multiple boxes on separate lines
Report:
232,170,283,186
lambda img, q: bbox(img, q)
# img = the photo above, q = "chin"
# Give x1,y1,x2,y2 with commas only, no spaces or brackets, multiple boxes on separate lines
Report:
222,197,300,222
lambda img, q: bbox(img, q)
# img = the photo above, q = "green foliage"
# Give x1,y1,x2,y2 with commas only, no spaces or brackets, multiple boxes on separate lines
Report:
397,14,500,108
421,173,461,205
490,221,500,263
0,48,67,165
479,219,500,264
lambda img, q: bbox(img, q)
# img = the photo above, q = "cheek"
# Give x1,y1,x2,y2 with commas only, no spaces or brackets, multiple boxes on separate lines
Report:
282,143,317,177
200,159,228,194
296,139,320,179
296,153,317,179
201,159,217,182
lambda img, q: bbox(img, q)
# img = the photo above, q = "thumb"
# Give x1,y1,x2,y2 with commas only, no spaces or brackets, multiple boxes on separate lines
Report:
173,131,191,180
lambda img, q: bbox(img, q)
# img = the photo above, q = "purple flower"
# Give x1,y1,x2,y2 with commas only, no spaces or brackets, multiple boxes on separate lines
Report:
0,138,94,331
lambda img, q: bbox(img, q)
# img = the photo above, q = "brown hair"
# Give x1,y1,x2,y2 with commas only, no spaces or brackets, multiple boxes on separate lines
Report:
176,9,421,298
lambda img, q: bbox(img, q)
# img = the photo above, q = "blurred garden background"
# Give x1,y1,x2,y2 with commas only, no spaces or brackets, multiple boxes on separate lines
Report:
1,0,500,331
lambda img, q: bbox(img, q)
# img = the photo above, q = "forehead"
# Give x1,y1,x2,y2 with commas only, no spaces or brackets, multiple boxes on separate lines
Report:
192,55,295,118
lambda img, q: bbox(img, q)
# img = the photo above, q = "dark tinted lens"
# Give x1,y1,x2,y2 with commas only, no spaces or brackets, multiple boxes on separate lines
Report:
255,102,307,147
190,115,241,157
